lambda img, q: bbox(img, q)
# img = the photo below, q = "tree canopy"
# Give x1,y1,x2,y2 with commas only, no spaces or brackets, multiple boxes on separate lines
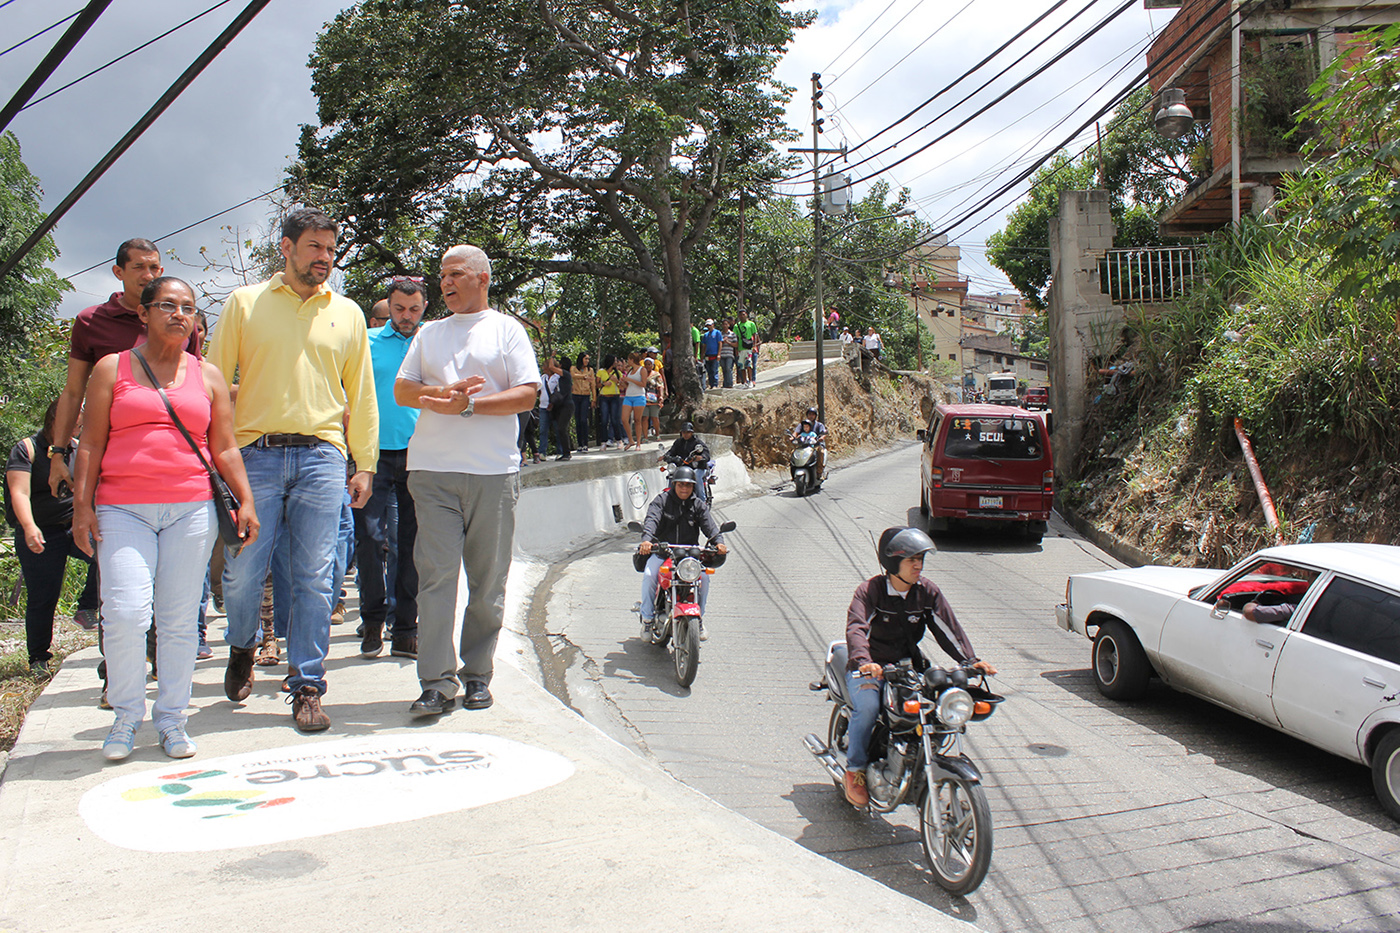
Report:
291,0,810,406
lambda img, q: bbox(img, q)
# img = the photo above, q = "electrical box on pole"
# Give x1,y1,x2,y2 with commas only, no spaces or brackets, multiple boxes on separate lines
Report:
821,173,851,215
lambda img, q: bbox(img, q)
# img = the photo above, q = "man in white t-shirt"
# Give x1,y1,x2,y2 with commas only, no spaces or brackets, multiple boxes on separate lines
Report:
394,245,541,716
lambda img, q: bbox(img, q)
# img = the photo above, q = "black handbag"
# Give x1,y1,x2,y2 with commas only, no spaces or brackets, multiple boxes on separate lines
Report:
131,349,246,553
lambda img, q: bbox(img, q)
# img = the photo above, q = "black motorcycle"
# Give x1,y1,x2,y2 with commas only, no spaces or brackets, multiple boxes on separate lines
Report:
805,642,1002,895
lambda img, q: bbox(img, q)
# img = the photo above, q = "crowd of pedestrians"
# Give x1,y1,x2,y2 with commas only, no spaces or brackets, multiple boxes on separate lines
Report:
3,213,785,762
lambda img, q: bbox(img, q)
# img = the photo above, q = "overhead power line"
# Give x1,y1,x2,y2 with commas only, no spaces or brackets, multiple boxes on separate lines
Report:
21,0,237,113
0,0,110,132
0,9,80,59
0,0,276,282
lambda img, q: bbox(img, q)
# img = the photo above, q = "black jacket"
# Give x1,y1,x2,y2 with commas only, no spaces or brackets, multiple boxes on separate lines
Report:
845,575,976,671
666,434,711,466
641,490,722,547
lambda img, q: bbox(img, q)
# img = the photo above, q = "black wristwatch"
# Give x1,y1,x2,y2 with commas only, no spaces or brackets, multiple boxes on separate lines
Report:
47,444,72,459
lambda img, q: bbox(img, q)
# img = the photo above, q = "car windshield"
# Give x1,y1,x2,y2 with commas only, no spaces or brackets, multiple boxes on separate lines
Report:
942,416,1043,460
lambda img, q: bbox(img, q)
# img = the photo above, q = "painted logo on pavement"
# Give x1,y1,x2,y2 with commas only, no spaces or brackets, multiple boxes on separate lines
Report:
79,733,575,852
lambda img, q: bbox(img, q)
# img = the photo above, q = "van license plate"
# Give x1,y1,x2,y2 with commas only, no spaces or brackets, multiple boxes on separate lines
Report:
979,496,1003,509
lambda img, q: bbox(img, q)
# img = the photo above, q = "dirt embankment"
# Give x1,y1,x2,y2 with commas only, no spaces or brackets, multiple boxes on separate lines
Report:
1065,403,1400,568
686,361,942,469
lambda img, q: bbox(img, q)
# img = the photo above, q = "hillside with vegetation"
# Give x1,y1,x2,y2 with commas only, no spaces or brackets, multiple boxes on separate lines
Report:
1000,26,1400,566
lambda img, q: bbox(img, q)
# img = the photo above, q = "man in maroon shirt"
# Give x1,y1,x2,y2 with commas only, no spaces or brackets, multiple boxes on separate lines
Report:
48,239,198,495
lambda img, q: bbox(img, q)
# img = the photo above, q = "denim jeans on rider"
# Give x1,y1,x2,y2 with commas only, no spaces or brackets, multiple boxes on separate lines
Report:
639,553,709,620
97,500,217,732
222,442,345,695
844,668,883,770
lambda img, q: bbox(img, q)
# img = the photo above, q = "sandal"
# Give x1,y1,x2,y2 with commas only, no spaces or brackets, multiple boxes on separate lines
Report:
254,635,280,667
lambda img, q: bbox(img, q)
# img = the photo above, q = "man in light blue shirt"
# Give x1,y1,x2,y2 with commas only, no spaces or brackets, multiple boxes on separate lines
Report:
355,278,426,660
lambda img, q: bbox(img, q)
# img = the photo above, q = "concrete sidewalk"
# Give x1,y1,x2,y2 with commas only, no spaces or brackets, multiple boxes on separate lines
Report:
0,617,978,932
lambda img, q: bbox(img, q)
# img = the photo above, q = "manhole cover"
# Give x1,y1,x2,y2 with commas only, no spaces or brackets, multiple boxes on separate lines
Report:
1026,743,1069,757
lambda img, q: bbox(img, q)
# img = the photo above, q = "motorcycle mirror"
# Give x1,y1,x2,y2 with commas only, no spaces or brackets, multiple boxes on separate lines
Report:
626,521,643,533
719,521,737,533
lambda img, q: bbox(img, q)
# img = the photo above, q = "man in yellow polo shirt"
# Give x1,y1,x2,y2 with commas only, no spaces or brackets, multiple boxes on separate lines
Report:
208,208,377,733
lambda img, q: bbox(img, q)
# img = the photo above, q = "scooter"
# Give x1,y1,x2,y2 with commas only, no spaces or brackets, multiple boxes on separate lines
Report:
629,520,735,687
805,644,1002,895
790,430,822,497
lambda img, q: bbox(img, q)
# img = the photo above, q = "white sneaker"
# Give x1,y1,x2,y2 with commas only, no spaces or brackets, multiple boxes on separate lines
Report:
159,724,197,759
102,719,138,761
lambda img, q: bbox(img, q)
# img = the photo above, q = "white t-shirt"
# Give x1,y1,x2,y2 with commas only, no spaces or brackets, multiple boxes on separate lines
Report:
398,308,541,475
863,332,882,350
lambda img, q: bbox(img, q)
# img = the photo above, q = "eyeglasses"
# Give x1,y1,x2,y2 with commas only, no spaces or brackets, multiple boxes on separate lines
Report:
391,276,424,283
148,300,197,317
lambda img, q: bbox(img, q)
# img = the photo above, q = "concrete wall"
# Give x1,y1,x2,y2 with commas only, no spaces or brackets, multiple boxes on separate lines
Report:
513,434,750,559
1047,189,1123,479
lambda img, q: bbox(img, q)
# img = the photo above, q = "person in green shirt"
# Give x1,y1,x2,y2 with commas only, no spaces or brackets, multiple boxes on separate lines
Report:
735,309,759,388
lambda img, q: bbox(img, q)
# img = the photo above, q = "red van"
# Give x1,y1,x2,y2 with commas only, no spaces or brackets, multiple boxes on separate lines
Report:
917,403,1054,542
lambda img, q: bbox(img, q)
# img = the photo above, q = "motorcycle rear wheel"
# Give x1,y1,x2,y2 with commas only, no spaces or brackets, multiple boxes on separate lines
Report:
920,777,993,896
673,617,700,687
826,706,851,787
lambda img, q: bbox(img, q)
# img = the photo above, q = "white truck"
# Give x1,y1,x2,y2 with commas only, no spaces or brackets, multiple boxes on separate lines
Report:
986,372,1018,406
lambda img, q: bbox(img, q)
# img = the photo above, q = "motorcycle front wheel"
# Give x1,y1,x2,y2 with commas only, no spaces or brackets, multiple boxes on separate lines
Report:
673,616,700,687
920,777,993,896
794,471,809,497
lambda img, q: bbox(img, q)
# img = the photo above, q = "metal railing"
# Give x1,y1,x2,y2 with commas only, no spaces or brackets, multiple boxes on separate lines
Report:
1099,246,1199,304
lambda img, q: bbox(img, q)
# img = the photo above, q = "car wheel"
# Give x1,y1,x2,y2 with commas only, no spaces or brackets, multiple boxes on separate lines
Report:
1092,619,1151,701
920,482,929,517
1372,730,1400,820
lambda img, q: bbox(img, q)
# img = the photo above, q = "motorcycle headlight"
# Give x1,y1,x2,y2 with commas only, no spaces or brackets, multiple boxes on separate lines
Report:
792,448,812,466
675,556,704,583
936,688,974,727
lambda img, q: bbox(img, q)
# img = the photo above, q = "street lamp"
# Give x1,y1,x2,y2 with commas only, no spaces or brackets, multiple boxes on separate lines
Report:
1153,88,1194,139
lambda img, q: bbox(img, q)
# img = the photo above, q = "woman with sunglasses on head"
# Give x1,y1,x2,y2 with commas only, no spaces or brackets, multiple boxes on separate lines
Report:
73,276,258,762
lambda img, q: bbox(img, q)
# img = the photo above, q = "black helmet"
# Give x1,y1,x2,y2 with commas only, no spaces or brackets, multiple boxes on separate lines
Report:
682,422,695,433
670,466,698,486
878,526,935,576
806,406,818,416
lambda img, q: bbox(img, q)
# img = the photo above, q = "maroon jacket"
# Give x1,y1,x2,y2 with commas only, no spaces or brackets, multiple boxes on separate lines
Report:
846,575,977,671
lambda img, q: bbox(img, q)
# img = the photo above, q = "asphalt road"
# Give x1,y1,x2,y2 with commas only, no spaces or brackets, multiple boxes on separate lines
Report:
540,443,1400,933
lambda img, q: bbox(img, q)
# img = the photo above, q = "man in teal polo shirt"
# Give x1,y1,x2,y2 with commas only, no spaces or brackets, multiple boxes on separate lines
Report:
356,278,426,660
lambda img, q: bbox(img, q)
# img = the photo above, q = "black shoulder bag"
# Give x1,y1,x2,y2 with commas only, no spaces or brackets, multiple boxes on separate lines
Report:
131,349,246,553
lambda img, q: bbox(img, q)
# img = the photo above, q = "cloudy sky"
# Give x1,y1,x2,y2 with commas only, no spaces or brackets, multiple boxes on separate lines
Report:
0,0,1165,317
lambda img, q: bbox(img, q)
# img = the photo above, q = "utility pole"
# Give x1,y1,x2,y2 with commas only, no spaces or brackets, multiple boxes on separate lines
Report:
787,74,845,427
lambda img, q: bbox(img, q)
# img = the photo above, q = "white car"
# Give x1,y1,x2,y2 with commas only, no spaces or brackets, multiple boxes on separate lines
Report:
1056,543,1400,818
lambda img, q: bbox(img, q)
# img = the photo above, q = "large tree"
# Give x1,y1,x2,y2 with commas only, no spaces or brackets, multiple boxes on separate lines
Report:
290,0,810,406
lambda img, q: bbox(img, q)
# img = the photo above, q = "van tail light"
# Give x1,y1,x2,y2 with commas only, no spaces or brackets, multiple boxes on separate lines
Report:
930,467,944,489
1042,470,1054,494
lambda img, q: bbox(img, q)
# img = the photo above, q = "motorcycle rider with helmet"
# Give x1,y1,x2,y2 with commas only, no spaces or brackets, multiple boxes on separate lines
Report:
841,526,997,807
664,422,713,501
637,466,728,640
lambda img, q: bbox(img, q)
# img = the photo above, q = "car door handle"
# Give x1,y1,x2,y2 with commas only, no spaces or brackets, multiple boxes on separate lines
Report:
1364,677,1387,689
1255,638,1274,650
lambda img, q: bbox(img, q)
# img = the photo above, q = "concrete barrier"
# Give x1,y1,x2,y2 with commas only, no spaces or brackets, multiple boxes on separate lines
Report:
514,433,750,558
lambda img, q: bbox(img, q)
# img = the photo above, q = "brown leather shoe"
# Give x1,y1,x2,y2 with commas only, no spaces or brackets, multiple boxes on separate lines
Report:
290,685,330,732
254,634,280,667
224,646,256,702
843,769,869,808
330,601,346,625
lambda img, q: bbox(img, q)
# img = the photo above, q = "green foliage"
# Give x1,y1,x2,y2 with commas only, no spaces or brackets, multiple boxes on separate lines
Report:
986,86,1201,308
292,0,812,406
1241,41,1317,156
1291,24,1400,329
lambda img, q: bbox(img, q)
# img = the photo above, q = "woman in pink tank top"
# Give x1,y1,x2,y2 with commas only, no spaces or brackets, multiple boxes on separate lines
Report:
72,277,258,762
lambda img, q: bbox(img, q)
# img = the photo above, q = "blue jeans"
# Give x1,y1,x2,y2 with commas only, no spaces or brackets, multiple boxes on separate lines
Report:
97,500,217,730
639,553,709,620
599,395,623,444
333,488,353,601
720,355,735,387
538,407,553,457
844,668,883,770
354,448,417,636
705,358,719,388
222,442,345,695
573,395,592,448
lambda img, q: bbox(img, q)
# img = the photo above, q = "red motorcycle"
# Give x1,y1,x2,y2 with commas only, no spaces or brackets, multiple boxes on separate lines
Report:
629,519,734,686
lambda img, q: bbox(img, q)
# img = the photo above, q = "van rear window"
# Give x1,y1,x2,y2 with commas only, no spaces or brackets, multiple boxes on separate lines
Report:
943,417,1044,460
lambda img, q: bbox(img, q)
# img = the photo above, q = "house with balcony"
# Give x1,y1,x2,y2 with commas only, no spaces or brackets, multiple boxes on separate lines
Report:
1146,0,1400,236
